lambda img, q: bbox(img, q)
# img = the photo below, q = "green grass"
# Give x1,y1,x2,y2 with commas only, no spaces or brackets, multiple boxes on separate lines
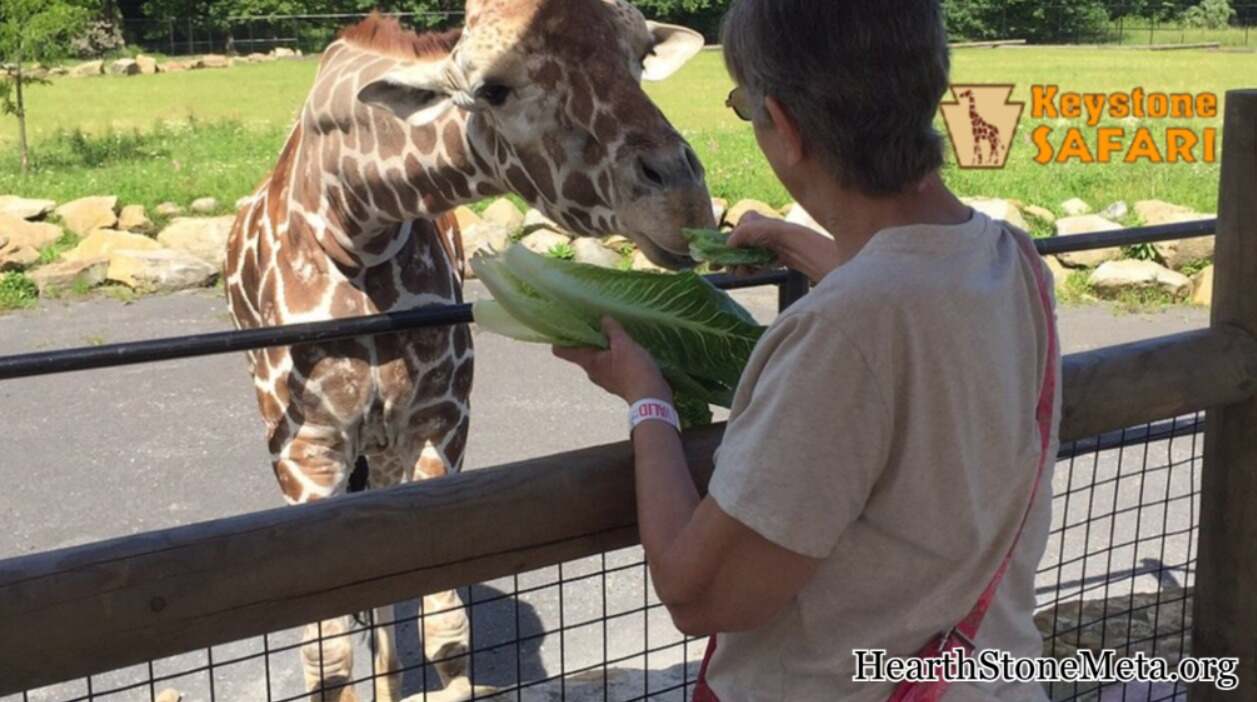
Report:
0,272,39,312
1,48,1254,218
37,232,81,265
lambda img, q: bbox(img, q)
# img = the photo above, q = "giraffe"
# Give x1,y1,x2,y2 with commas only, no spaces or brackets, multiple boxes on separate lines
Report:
223,2,712,700
958,89,1003,165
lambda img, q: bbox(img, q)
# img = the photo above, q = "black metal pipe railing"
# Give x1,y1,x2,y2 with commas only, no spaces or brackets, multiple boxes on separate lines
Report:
0,270,795,381
0,219,1217,382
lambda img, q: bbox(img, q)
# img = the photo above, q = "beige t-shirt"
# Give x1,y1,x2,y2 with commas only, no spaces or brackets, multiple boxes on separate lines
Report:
706,212,1060,702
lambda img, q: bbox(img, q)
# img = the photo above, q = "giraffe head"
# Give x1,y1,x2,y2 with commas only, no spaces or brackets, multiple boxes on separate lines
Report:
354,0,713,268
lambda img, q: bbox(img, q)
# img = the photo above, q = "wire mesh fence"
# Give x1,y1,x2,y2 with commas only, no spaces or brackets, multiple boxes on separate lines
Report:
3,411,1204,702
119,12,465,58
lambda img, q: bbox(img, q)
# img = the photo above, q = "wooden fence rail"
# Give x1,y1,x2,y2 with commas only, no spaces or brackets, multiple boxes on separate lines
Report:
2,326,1256,694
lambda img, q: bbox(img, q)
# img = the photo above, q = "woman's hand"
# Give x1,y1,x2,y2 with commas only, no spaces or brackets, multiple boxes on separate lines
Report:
553,317,673,405
727,212,842,285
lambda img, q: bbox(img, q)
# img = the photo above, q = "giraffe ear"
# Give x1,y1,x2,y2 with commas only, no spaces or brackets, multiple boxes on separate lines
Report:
642,22,704,82
358,63,456,126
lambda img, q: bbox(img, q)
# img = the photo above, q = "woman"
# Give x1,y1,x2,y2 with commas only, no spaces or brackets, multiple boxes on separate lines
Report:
554,1,1059,700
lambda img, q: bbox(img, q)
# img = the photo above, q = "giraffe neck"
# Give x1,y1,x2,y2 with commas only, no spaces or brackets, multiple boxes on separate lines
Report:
965,95,979,119
271,41,508,270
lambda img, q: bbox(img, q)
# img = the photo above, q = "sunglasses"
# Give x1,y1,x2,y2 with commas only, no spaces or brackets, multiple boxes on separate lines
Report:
726,86,757,122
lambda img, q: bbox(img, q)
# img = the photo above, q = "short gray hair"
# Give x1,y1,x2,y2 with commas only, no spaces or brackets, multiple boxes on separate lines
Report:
722,0,951,196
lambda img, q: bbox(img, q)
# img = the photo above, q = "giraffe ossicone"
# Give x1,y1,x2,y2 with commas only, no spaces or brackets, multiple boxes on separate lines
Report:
224,2,713,700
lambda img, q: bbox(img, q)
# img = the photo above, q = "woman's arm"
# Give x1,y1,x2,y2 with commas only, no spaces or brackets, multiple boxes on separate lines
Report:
555,318,821,635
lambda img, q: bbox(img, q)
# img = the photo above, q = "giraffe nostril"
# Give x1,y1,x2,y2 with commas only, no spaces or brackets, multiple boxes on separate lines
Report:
638,158,666,188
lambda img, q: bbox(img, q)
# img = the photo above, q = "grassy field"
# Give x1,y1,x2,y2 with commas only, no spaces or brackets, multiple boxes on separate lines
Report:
1,47,1254,222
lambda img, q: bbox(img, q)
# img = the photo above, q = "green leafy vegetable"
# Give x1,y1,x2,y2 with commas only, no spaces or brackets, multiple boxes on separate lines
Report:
682,228,777,267
471,245,766,417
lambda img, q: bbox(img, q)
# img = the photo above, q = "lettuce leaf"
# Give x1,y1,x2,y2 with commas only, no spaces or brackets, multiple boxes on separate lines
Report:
682,228,777,267
471,245,766,413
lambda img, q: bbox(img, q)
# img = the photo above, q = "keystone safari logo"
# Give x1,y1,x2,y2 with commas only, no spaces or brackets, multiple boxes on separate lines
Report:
941,84,1219,169
940,85,1024,169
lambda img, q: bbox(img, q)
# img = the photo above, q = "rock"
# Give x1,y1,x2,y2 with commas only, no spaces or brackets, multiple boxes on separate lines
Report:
963,197,1029,232
1090,260,1192,298
726,199,780,227
117,205,152,232
1061,198,1091,217
1154,237,1215,271
631,250,666,273
0,196,56,220
481,199,525,232
1035,588,1191,664
65,229,162,262
1134,200,1199,226
234,196,253,210
27,257,108,295
272,47,297,59
189,197,219,214
196,55,230,69
108,58,140,76
784,203,832,237
1192,266,1214,306
519,229,571,255
0,215,63,251
1043,256,1072,295
49,67,69,77
70,60,103,78
155,202,184,217
461,222,511,257
56,196,118,236
156,216,235,268
107,249,217,292
0,245,38,271
522,208,565,234
602,235,633,252
1100,200,1129,220
1023,205,1057,227
452,205,481,232
135,55,158,75
244,53,269,63
154,690,182,702
1054,215,1124,268
160,61,189,73
571,238,623,269
711,198,728,226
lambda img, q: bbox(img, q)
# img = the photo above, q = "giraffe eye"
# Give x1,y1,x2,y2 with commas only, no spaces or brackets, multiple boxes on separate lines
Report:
477,83,512,107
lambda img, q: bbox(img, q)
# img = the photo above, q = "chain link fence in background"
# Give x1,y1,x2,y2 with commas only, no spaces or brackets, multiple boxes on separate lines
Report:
118,12,464,58
110,2,1257,58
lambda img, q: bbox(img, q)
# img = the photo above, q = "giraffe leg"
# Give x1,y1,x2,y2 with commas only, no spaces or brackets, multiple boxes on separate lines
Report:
370,605,403,702
301,617,359,702
413,441,474,687
271,430,361,702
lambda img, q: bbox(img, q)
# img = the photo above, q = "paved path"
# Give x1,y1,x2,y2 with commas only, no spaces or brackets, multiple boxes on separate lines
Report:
0,288,1208,701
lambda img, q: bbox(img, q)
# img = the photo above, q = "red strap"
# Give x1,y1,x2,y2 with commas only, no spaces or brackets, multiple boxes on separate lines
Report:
888,233,1058,702
693,636,721,701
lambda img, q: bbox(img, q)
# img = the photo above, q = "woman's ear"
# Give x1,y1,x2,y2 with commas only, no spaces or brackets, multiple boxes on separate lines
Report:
763,96,805,167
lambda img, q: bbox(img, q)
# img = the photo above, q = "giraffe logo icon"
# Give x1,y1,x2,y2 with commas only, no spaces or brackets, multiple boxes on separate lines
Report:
940,84,1025,169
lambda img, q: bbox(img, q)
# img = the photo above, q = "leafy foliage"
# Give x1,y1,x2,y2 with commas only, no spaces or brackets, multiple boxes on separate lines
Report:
682,228,776,267
471,245,766,412
1181,0,1238,28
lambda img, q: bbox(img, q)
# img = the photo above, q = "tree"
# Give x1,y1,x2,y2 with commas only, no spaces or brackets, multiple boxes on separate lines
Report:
0,0,93,173
1181,0,1237,28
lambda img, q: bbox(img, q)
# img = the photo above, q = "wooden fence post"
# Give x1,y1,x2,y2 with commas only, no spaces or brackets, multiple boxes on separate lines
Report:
1193,89,1257,699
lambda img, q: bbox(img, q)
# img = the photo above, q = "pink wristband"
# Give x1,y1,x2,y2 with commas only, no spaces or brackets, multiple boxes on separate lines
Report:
628,398,681,435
